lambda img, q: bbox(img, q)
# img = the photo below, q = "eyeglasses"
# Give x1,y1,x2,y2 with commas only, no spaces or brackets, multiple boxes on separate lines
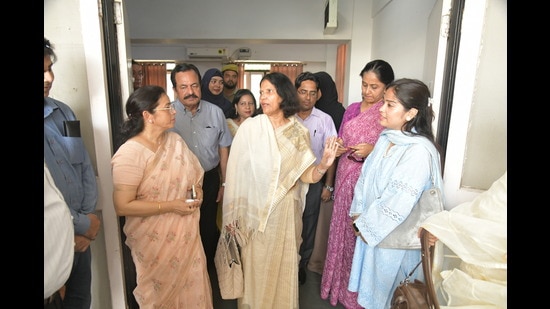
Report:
347,151,364,163
154,103,176,112
297,89,318,98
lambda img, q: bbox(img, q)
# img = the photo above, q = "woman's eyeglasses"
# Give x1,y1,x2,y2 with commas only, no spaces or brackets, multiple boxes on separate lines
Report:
154,103,176,112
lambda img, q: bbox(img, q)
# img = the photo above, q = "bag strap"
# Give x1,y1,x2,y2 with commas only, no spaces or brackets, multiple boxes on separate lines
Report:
395,144,436,188
420,228,440,309
398,259,422,285
405,260,422,280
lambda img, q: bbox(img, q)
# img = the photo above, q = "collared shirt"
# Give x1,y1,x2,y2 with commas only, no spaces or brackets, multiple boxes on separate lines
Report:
44,97,98,235
171,99,233,171
44,160,74,299
295,107,337,164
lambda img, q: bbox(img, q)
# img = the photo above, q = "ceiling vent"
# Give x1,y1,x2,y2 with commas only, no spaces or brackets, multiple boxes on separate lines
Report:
187,47,228,59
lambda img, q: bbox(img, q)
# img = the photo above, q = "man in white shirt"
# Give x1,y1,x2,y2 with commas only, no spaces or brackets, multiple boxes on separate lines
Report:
44,160,74,308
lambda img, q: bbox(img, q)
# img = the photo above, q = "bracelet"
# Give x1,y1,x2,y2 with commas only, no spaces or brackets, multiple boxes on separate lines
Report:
316,167,326,175
324,185,334,192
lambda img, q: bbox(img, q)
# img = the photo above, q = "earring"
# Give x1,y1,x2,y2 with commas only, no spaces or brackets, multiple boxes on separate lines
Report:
405,117,411,121
149,119,153,123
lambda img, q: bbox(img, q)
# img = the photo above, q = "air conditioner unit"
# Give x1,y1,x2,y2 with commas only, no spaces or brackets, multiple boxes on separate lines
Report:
323,0,338,34
187,47,227,59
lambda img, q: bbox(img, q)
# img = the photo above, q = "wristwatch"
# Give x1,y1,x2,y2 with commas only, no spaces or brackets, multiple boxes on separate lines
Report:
324,185,334,192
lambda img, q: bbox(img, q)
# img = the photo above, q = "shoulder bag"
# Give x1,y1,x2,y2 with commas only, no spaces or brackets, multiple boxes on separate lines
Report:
214,231,244,299
390,229,440,309
378,154,444,249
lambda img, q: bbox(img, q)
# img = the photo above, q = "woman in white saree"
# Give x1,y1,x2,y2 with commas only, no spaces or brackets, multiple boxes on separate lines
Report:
221,72,339,308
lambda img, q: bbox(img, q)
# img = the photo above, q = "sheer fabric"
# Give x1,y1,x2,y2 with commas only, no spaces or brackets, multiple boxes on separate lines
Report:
222,115,316,308
112,132,212,308
421,172,507,308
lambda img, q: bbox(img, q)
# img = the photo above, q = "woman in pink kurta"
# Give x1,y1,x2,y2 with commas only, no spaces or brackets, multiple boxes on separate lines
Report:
321,60,394,308
112,85,213,309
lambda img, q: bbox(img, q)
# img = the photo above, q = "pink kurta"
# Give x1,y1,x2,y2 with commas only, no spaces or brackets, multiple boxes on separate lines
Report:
112,132,212,309
320,101,384,308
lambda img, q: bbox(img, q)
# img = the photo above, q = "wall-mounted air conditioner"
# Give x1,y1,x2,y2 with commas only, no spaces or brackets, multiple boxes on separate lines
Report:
324,0,338,34
187,47,227,59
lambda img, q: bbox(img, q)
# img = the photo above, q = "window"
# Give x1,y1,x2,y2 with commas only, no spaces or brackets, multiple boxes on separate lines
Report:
166,63,175,102
242,63,270,108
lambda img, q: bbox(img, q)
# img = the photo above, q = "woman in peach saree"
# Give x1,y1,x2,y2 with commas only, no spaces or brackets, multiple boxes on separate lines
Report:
112,85,213,308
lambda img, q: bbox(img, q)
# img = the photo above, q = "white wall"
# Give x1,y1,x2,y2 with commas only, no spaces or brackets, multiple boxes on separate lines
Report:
370,0,437,79
126,0,355,41
45,1,119,308
44,0,96,171
124,0,442,108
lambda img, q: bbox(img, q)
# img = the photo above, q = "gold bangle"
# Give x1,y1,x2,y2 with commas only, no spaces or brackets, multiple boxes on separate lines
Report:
158,203,161,214
316,166,326,175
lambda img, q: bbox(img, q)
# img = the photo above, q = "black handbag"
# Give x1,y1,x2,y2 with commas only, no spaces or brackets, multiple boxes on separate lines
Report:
390,229,440,309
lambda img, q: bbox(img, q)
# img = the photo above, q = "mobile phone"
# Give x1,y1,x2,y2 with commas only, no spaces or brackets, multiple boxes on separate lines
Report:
63,120,81,137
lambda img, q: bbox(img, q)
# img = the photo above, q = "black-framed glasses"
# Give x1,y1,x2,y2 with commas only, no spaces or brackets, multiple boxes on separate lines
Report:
347,151,364,163
154,103,176,112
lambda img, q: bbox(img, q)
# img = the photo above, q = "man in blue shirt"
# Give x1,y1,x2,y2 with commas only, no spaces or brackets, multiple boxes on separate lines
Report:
169,63,233,270
43,37,100,309
294,72,337,285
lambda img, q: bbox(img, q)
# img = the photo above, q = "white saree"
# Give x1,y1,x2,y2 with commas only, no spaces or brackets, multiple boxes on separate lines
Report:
222,114,317,309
